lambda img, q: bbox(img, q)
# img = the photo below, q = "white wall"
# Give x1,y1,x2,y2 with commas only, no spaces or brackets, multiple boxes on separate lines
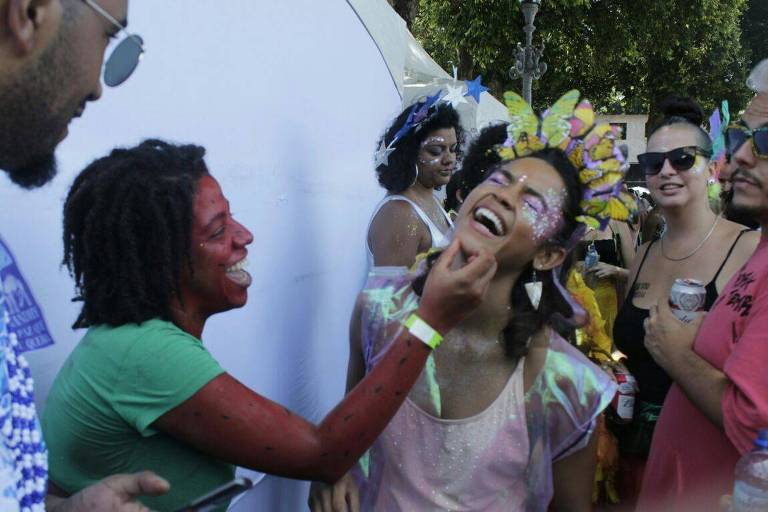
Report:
0,1,400,509
596,114,649,164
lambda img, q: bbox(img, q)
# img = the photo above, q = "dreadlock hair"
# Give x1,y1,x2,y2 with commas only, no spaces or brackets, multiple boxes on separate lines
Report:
445,122,509,212
63,139,209,328
375,101,463,193
414,147,583,359
649,95,712,155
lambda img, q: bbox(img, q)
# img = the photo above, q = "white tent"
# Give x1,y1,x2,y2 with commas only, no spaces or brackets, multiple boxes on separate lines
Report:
0,1,507,510
347,0,510,132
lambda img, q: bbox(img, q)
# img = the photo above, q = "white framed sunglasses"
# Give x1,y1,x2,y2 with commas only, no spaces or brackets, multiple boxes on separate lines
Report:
83,0,145,86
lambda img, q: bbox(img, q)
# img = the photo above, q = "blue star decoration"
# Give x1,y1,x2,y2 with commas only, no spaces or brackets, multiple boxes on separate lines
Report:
412,90,444,124
464,75,489,103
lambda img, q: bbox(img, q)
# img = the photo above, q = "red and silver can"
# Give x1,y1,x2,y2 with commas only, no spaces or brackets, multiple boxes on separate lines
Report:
611,369,637,422
669,278,707,323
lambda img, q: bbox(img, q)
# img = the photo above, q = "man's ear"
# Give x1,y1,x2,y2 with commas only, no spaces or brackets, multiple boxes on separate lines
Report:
532,244,567,272
5,0,60,56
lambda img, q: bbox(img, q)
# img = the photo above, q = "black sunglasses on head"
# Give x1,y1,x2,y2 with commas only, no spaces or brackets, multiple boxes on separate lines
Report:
637,146,711,176
726,123,768,160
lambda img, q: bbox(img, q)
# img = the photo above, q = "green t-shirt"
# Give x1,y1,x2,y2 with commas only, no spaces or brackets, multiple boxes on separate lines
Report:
42,318,232,511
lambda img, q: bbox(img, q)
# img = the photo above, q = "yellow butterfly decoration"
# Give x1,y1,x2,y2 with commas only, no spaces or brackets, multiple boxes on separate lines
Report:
582,170,624,191
581,193,635,223
541,90,581,148
504,91,538,145
496,89,637,230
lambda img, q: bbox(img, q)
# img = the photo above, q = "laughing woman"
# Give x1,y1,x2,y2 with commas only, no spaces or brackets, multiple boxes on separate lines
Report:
41,140,497,511
311,92,633,511
367,97,462,268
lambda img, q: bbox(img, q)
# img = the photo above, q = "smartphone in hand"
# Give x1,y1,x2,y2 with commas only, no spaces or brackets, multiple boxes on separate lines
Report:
174,477,253,512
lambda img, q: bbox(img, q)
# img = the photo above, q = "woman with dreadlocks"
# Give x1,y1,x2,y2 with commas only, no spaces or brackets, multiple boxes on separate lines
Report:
309,91,635,511
368,96,462,269
41,139,497,511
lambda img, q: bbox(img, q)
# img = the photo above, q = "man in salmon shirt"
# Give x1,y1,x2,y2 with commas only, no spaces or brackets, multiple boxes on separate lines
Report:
639,58,768,511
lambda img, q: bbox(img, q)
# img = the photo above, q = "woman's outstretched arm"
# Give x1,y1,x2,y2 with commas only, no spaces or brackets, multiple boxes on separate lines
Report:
153,238,496,483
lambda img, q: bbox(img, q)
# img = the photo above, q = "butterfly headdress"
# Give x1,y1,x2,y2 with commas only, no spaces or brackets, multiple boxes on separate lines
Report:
497,90,636,232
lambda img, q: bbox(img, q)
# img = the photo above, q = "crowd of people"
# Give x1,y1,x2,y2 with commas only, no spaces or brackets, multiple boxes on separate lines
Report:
1,1,767,511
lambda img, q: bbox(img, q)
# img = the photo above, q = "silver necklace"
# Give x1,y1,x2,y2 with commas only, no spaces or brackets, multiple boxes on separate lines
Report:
660,214,721,261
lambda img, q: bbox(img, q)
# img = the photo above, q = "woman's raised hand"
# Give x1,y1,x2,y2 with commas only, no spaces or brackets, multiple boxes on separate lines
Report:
416,235,497,335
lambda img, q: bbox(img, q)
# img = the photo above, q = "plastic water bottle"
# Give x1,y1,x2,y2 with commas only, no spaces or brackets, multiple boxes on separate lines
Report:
585,242,600,270
584,243,600,287
732,429,768,511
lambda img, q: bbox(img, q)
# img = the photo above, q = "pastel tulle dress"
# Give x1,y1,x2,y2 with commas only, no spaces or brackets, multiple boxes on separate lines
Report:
354,270,616,511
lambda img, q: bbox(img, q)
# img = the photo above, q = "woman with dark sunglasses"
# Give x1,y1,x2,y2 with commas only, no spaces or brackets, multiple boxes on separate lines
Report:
609,96,760,507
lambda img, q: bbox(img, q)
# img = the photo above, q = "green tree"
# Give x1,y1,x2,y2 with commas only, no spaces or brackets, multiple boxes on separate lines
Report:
742,0,768,68
413,0,752,116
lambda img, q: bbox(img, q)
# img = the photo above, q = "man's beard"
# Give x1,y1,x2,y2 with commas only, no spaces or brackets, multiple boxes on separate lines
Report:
722,176,762,229
0,26,74,189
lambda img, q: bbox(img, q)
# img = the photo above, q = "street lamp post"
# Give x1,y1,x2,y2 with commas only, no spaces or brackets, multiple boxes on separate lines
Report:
509,0,547,104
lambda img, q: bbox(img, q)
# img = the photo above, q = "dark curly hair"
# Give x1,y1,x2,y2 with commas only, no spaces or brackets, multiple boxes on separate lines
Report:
62,139,209,328
415,148,583,359
445,122,508,212
649,95,712,154
375,101,463,193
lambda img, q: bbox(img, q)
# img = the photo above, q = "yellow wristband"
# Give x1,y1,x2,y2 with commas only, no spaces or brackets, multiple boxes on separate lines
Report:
404,313,442,349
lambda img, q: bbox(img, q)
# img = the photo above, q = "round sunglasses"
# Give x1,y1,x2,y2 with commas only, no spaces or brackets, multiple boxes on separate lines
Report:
726,123,768,160
104,35,144,87
637,146,711,176
83,0,144,87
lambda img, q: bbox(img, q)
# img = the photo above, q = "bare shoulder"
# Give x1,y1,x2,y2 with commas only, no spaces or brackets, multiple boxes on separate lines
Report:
629,240,654,271
721,219,760,259
714,221,761,289
368,199,426,240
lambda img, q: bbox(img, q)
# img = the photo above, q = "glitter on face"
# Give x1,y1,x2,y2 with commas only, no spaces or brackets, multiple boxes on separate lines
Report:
689,154,707,175
421,136,446,147
520,187,566,243
418,136,456,167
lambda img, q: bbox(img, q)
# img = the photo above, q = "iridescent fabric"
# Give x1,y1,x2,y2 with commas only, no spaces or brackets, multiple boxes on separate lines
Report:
356,270,616,511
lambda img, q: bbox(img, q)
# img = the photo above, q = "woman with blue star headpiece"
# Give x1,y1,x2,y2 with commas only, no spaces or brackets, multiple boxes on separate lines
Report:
367,95,463,270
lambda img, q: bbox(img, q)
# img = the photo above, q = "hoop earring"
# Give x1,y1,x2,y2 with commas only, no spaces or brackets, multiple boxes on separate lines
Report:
524,268,542,310
408,163,419,188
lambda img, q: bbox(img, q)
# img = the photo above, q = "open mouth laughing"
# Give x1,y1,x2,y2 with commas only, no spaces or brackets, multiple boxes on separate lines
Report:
473,206,507,237
225,258,252,287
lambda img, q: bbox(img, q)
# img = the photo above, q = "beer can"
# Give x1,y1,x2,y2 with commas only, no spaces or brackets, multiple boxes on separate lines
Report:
611,369,636,422
669,278,707,323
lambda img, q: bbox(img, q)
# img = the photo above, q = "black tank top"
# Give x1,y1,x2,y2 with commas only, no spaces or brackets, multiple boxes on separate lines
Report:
613,229,751,405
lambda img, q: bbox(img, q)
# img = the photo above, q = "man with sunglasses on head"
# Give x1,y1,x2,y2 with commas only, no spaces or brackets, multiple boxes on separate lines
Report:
0,1,161,511
638,58,768,511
